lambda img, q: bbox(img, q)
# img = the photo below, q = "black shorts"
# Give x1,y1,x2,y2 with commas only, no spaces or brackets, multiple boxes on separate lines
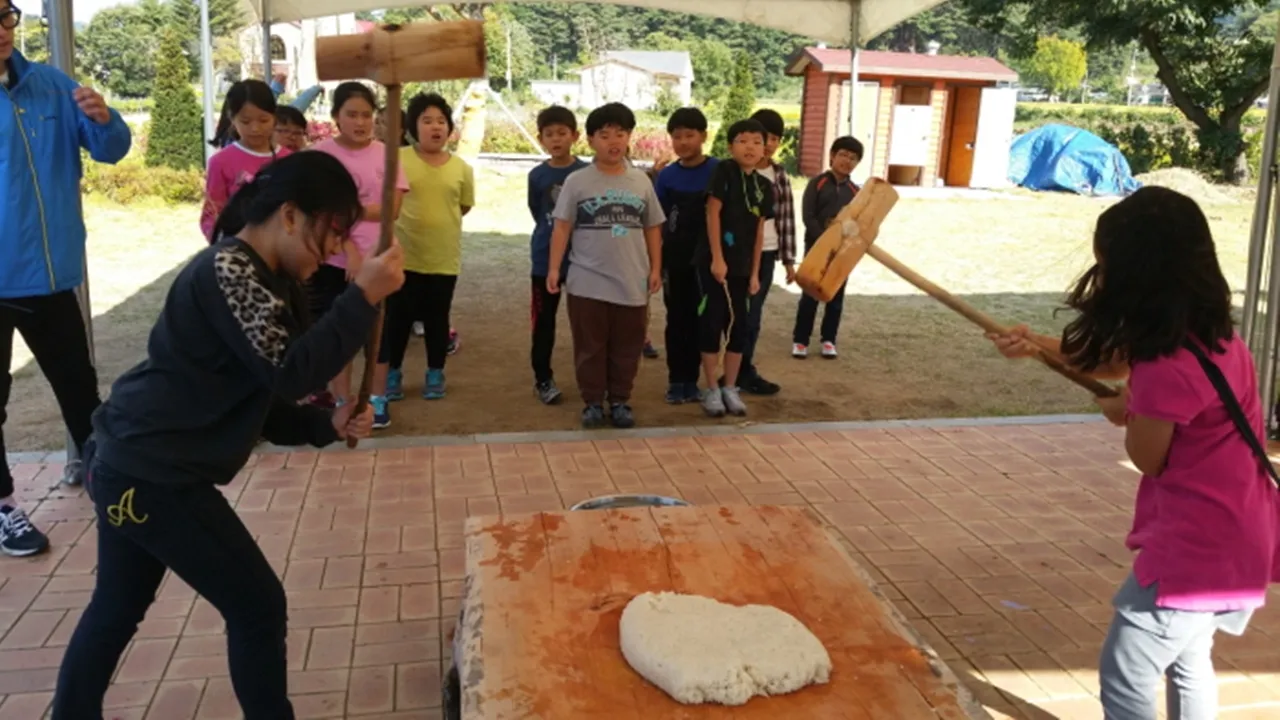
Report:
697,267,751,355
308,264,348,320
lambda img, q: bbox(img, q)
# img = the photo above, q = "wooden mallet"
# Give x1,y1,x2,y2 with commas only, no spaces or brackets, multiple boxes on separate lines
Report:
316,21,487,447
795,179,1119,398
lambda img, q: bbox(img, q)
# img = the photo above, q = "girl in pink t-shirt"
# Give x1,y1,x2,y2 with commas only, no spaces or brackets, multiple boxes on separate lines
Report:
990,187,1279,719
307,82,408,421
201,80,291,242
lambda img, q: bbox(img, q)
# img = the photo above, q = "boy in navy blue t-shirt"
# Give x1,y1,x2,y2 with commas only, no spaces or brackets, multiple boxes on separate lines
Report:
654,108,718,404
528,106,588,405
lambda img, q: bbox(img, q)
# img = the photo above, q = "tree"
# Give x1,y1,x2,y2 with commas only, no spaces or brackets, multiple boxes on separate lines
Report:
483,7,540,89
79,0,166,98
961,0,1274,183
1025,36,1088,99
166,0,248,79
147,28,205,171
710,51,756,157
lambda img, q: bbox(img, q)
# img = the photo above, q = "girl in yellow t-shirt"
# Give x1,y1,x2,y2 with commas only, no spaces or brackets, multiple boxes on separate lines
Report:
375,93,475,411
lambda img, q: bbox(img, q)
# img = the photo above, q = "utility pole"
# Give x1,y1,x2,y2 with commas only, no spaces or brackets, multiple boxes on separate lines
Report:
505,23,513,89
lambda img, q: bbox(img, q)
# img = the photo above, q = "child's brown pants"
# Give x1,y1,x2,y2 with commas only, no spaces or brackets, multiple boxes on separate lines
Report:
566,294,647,406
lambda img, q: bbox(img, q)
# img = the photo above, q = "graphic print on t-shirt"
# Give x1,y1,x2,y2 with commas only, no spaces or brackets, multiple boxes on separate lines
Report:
576,189,648,238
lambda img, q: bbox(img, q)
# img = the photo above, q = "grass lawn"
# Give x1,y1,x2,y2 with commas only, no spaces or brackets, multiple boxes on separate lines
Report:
4,167,1257,450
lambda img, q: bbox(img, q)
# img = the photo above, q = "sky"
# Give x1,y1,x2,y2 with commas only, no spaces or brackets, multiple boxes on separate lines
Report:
72,0,139,23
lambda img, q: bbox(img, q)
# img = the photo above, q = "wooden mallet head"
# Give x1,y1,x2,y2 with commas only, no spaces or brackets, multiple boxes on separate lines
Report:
315,20,487,86
314,21,487,447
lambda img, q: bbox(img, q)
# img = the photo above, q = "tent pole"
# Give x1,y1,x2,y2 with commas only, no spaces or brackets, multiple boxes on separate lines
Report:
262,0,273,81
201,0,216,161
45,0,92,482
1242,20,1280,355
848,0,861,137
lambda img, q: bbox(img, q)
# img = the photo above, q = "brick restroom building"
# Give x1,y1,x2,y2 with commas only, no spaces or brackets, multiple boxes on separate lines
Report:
786,45,1019,188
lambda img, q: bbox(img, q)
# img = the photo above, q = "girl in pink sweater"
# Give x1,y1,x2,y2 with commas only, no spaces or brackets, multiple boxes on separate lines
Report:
200,80,291,242
990,187,1279,719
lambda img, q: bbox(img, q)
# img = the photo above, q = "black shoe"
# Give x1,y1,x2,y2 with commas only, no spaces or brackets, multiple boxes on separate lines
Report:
682,382,702,403
0,506,49,557
642,341,660,359
743,375,781,396
582,404,606,429
665,383,686,404
535,379,563,405
610,403,636,429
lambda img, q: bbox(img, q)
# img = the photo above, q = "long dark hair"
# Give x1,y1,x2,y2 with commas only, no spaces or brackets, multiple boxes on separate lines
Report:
1060,186,1234,370
211,152,363,258
211,79,279,148
332,81,377,119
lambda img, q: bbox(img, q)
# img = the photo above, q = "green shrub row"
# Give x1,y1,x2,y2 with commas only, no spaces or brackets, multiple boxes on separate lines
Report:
83,158,204,205
1015,103,1265,178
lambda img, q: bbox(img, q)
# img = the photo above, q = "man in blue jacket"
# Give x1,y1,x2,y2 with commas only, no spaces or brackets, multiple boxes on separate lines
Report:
0,0,132,557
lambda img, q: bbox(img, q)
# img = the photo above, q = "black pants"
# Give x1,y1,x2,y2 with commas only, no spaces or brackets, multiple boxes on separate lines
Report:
379,271,458,371
0,291,100,497
697,267,751,355
53,460,292,719
741,251,777,380
663,266,701,384
793,238,848,345
530,275,562,384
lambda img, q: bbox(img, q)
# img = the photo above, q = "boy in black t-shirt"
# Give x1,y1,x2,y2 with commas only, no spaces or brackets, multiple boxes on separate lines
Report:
697,119,774,418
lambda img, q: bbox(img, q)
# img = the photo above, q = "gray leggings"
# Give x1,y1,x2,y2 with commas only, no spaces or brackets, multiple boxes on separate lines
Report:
1099,573,1253,720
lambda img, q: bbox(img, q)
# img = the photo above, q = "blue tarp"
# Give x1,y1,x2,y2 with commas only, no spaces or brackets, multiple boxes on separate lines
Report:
1008,124,1141,197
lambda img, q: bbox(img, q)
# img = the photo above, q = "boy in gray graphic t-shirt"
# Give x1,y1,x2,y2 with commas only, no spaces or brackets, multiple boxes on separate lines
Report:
547,103,664,430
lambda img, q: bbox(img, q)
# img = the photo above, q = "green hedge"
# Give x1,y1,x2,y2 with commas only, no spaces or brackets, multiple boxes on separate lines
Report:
83,158,204,205
1015,103,1265,178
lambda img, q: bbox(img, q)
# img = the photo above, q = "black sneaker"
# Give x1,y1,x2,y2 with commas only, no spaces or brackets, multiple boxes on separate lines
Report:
665,383,686,404
643,341,660,359
535,380,563,405
0,506,49,557
682,382,702,403
610,403,636,429
743,375,781,396
582,404,606,429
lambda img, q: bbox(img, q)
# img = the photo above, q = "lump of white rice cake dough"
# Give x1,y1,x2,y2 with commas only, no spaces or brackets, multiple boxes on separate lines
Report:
619,591,832,706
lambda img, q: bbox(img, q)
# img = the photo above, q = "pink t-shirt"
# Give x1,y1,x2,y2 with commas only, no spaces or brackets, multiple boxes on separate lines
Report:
200,143,291,242
311,138,409,269
1127,333,1280,612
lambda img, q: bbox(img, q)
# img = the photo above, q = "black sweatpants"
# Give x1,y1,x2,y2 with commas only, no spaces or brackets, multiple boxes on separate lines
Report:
0,291,100,497
793,237,848,345
530,275,562,384
53,460,293,719
663,266,701,385
379,271,458,371
697,267,751,355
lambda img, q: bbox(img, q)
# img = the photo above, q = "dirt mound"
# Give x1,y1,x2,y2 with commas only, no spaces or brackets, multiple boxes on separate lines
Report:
1136,168,1236,204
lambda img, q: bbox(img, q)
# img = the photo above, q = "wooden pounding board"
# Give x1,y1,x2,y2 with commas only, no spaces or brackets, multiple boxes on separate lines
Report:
795,178,899,303
457,505,990,719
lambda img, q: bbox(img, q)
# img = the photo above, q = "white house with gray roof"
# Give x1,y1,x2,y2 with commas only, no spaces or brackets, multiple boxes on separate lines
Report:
564,50,694,111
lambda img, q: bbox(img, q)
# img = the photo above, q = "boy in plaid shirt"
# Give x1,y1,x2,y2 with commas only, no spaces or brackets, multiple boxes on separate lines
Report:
729,109,796,396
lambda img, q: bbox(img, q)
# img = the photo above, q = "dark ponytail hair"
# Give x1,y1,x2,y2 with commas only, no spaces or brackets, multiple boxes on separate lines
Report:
332,81,377,119
211,152,363,253
210,79,279,148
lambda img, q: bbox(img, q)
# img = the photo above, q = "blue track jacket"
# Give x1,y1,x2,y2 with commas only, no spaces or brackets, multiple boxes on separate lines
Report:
0,51,132,299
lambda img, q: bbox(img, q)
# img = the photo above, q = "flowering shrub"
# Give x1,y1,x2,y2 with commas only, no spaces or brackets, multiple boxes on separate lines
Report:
307,121,337,144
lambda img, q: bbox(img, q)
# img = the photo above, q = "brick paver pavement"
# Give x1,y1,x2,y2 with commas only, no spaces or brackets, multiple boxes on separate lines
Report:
2,420,1278,719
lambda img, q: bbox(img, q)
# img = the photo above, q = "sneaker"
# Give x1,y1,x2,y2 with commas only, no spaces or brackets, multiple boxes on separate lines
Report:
386,369,404,402
743,374,781,396
682,382,702,403
701,388,726,418
371,395,391,429
722,386,748,417
412,321,425,337
610,403,636,429
643,341,660,359
535,379,563,405
0,506,49,557
821,342,838,359
424,369,446,400
62,459,84,487
582,404,606,429
447,329,460,355
792,343,809,359
665,383,686,405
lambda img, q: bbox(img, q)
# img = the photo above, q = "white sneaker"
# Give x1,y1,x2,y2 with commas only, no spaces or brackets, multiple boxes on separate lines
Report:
701,388,726,418
792,343,808,359
822,342,838,359
722,386,747,417
412,321,425,337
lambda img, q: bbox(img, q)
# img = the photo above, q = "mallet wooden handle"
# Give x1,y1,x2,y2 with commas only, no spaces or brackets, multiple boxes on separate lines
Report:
865,245,1120,398
348,84,404,448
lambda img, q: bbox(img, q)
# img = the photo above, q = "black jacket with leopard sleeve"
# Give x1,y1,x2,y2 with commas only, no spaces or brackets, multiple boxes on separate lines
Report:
91,238,378,486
